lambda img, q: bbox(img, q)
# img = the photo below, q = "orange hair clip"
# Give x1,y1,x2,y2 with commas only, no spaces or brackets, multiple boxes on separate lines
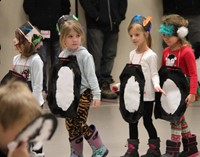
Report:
143,16,152,27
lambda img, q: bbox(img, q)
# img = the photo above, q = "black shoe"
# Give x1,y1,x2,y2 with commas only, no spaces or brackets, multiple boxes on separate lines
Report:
101,82,118,99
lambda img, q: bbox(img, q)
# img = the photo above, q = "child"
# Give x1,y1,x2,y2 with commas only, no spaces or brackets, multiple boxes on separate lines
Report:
0,81,43,157
12,22,45,157
59,20,108,157
159,14,199,157
113,14,165,157
13,21,44,106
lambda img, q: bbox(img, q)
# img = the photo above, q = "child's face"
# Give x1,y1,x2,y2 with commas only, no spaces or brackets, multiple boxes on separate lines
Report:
64,29,81,51
162,34,179,48
0,123,25,154
129,27,147,47
13,38,24,52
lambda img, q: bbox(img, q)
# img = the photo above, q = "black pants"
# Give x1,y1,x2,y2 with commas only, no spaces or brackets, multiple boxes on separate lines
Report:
129,101,158,139
87,28,118,83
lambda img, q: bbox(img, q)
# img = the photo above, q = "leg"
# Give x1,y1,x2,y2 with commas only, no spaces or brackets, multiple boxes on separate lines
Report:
87,28,104,79
101,32,118,83
65,89,92,157
121,122,139,157
162,117,182,157
141,101,161,157
143,101,158,139
75,90,108,157
180,116,199,157
85,125,109,157
87,29,117,99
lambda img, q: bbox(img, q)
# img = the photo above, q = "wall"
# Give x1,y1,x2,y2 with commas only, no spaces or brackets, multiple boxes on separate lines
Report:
0,0,163,82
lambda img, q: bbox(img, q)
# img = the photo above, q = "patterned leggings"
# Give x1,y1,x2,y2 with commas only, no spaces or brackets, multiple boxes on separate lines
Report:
171,115,191,141
65,89,93,139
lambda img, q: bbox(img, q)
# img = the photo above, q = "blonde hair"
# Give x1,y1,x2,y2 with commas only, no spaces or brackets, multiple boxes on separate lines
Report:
0,81,43,130
15,29,36,57
161,14,191,46
59,20,85,50
128,23,152,48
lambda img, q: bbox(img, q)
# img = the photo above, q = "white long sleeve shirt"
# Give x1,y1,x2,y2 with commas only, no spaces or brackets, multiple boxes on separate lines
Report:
13,54,44,106
129,49,160,101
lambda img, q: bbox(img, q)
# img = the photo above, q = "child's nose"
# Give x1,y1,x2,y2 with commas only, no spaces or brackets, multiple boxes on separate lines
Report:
13,38,19,45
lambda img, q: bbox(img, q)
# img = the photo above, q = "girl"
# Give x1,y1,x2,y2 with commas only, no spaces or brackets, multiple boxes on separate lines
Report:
12,22,44,157
59,20,108,157
113,14,165,157
159,14,199,157
13,21,44,107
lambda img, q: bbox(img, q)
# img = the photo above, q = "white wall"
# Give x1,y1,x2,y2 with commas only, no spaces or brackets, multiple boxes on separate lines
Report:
0,0,163,82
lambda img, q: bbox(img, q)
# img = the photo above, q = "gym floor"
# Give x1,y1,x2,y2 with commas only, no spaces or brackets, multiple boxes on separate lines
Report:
43,100,200,157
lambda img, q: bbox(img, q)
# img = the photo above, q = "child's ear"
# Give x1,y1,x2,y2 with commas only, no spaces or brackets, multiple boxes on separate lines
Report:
145,31,149,38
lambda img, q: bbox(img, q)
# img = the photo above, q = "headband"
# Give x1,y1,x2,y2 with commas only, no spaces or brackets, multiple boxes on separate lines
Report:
56,14,78,35
159,23,188,38
131,14,152,32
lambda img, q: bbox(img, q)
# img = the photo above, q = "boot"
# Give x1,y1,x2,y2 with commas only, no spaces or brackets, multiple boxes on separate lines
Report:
141,138,161,157
100,82,118,99
69,135,84,157
180,134,199,157
121,139,139,157
85,125,109,157
162,140,181,157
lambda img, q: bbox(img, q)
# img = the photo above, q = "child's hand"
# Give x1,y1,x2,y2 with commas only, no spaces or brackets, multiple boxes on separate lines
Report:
155,86,167,96
8,141,29,157
111,83,120,92
185,94,196,106
92,100,101,107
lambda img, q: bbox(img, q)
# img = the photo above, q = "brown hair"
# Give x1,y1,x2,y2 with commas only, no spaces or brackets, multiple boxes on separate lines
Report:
161,14,191,46
15,29,37,57
128,23,152,48
59,20,85,49
0,80,43,130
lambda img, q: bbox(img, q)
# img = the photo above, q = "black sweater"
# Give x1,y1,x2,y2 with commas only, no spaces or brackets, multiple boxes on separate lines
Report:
163,0,200,16
23,0,71,41
79,0,127,33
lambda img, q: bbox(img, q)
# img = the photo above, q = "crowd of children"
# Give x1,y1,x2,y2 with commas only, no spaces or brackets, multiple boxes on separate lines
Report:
0,8,199,157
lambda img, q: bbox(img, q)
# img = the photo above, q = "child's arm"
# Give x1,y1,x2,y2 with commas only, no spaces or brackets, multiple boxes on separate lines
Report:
92,99,101,107
154,86,166,96
185,94,196,106
31,57,44,105
8,141,29,157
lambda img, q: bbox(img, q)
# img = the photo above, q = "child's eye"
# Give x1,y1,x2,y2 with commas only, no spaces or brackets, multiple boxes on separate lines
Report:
76,34,81,38
68,35,73,38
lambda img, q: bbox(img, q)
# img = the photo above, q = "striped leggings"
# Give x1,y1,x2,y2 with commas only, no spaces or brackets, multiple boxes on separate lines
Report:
171,115,191,141
65,89,93,139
